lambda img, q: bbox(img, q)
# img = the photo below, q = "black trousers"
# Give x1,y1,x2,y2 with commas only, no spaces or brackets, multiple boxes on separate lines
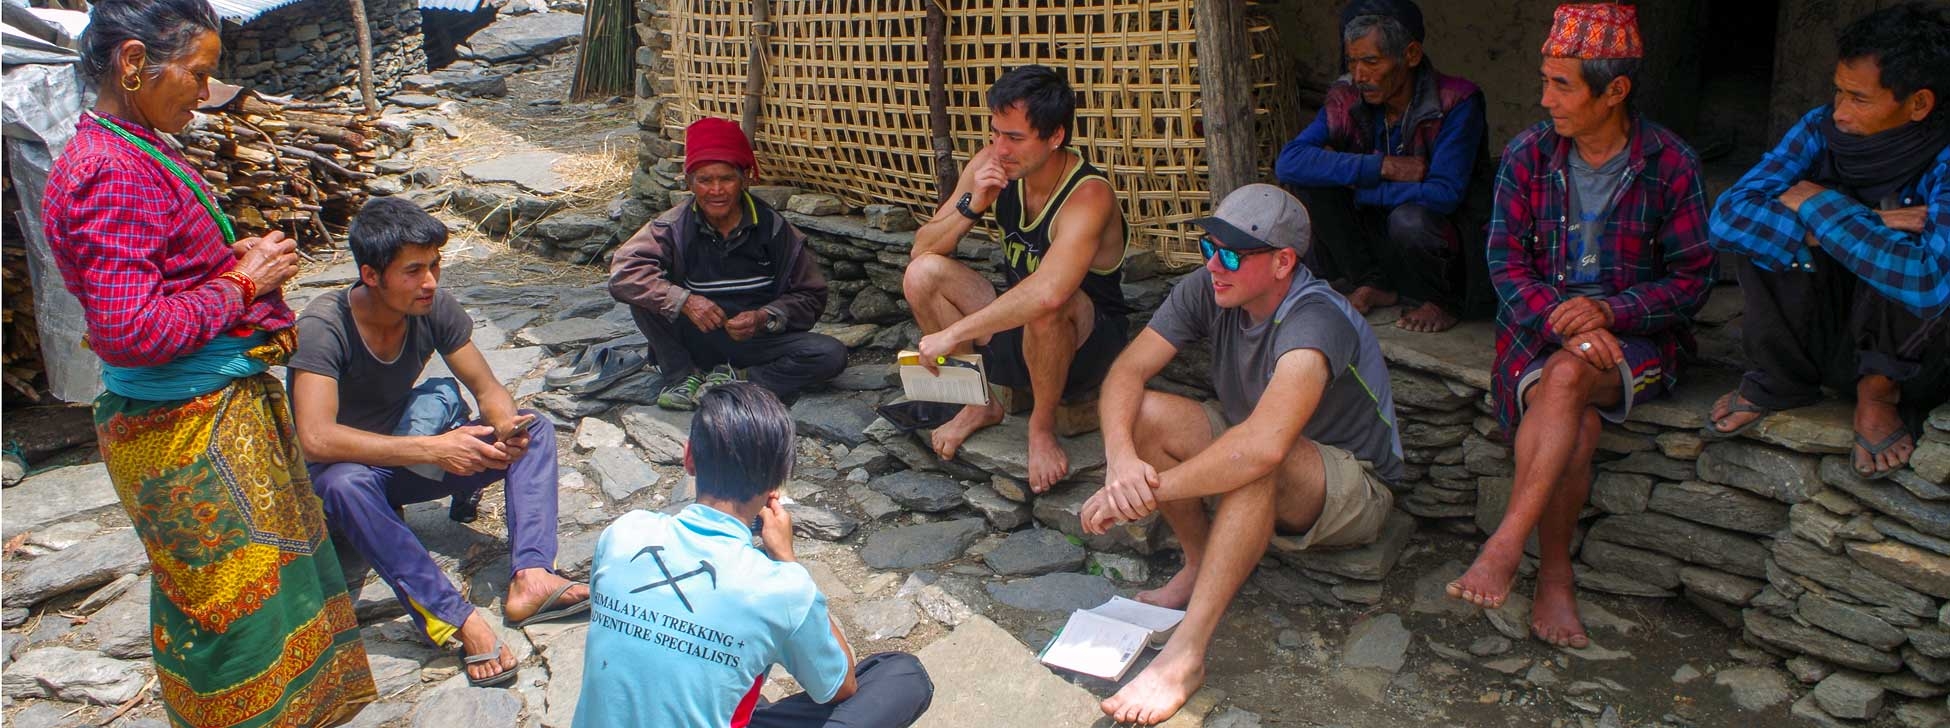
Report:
630,306,847,401
748,652,935,728
1734,253,1950,422
1292,186,1466,313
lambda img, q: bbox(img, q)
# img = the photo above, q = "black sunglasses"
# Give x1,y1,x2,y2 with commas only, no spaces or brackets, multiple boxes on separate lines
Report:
1199,238,1277,272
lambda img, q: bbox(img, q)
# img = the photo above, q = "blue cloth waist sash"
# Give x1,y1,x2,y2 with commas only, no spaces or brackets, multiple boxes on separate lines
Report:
100,330,269,401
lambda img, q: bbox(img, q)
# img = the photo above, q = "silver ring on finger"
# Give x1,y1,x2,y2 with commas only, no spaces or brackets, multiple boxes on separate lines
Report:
1579,341,1593,351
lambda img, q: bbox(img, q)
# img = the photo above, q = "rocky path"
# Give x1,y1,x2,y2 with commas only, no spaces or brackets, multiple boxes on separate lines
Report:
6,238,1931,727
5,11,1947,728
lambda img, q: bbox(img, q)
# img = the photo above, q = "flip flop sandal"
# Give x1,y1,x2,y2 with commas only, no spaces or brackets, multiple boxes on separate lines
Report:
461,636,518,688
509,581,592,628
565,346,649,395
1700,391,1774,441
545,335,648,390
1853,428,1913,481
876,400,963,433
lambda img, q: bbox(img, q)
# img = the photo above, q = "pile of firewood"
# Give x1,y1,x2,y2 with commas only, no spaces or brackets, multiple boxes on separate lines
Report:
179,93,394,248
2,174,43,402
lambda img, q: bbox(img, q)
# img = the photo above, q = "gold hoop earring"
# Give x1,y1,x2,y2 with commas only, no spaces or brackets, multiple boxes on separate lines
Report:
122,75,141,92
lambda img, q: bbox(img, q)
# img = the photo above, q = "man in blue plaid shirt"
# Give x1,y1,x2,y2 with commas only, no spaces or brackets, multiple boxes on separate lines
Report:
1705,2,1950,479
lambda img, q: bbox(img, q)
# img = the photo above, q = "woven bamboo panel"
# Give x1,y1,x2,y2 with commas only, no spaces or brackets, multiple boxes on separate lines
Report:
664,1,1299,262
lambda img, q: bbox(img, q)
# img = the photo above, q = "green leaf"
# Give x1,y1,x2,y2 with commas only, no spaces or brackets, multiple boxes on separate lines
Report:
1065,534,1085,547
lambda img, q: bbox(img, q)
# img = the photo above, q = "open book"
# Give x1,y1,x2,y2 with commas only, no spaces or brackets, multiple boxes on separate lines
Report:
896,350,991,406
1037,597,1186,681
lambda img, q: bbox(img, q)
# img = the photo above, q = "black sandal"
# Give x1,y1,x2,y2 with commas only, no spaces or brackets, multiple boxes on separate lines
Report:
1701,391,1773,441
460,636,518,688
1853,428,1914,481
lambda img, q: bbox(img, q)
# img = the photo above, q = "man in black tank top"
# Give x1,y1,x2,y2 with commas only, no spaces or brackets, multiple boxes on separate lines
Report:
904,65,1134,494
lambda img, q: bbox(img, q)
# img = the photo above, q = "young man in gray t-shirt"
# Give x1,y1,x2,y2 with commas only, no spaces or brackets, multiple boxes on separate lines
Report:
1081,184,1404,725
289,197,587,689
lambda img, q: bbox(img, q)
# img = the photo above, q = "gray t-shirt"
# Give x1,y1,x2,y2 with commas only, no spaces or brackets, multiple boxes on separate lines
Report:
289,287,473,436
1566,148,1629,295
1147,268,1405,483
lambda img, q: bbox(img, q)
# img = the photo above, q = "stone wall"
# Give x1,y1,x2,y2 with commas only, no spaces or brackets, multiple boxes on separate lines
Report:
217,0,426,102
1371,318,1950,725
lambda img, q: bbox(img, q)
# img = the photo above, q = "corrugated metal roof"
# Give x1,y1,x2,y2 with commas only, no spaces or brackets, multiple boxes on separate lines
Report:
208,0,311,25
419,0,485,13
211,0,482,26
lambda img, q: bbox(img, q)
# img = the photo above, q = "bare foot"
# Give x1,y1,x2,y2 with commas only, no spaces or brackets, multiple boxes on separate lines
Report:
1706,390,1767,436
1529,574,1589,648
503,568,588,624
1395,301,1459,333
930,401,1005,461
1101,644,1206,725
1026,425,1071,493
456,610,516,683
1135,564,1200,610
1345,286,1399,315
1853,377,1913,477
1446,539,1522,608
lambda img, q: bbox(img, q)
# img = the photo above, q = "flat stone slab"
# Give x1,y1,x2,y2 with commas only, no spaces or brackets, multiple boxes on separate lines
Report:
860,519,986,570
517,318,632,348
911,616,1105,728
9,528,148,605
466,11,586,63
983,528,1086,576
951,418,1107,483
462,151,570,195
986,572,1116,612
1270,510,1415,581
868,471,966,513
588,446,660,501
791,392,879,447
1,463,119,539
1371,318,1495,392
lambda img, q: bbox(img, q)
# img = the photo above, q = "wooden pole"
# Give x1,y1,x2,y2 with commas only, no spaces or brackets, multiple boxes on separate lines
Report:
742,0,769,145
925,0,955,204
1194,1,1254,202
348,0,378,115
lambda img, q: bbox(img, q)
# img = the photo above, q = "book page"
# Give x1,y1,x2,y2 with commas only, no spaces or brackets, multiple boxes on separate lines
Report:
1085,596,1186,633
897,351,991,405
1038,610,1151,681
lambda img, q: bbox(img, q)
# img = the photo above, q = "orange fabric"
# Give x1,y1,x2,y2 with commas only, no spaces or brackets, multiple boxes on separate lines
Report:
1542,3,1643,59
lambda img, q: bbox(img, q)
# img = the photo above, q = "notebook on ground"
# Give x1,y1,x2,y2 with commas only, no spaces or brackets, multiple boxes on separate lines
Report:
1037,597,1186,681
896,350,991,406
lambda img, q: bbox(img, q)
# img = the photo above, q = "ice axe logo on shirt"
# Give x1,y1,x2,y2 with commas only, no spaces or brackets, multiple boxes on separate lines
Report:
629,545,717,613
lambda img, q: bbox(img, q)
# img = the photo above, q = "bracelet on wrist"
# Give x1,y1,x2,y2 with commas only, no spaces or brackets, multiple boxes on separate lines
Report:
219,271,257,302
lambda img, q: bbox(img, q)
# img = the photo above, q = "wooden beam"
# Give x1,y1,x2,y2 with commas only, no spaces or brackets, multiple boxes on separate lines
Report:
926,1,957,204
742,0,770,145
1194,1,1254,202
348,0,378,115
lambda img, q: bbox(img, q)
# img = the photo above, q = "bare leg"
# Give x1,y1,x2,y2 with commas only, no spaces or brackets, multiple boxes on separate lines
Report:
903,253,1006,459
1854,374,1913,475
1531,408,1600,648
1020,294,1093,492
1103,475,1275,725
1125,392,1218,609
1449,351,1620,608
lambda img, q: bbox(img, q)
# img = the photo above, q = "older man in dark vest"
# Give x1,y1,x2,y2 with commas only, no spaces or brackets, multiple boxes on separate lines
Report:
1276,0,1488,333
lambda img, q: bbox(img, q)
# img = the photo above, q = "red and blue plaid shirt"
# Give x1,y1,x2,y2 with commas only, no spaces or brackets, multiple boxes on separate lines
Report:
1486,117,1717,432
1709,106,1950,319
42,114,294,369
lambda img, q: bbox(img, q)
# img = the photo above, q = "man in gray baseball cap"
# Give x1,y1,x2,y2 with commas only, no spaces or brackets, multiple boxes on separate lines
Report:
1081,184,1406,725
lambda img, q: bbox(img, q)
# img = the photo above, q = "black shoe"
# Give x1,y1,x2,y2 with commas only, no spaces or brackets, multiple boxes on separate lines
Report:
450,489,482,523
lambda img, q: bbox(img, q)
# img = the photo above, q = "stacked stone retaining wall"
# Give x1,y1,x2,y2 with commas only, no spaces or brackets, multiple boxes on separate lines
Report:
217,0,426,102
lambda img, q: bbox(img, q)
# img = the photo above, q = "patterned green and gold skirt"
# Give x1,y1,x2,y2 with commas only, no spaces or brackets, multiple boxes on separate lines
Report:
94,332,375,728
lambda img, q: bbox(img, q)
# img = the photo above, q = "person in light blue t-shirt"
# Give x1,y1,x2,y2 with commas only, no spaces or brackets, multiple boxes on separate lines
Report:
573,382,933,728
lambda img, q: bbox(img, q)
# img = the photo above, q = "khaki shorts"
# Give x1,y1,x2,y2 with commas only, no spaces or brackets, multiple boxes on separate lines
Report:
1203,401,1394,550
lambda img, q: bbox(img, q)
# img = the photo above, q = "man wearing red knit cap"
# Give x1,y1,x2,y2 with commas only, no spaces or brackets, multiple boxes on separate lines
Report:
609,117,845,410
1447,3,1715,650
